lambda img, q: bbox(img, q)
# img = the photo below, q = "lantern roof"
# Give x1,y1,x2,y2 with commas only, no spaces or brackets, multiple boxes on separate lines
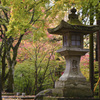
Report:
48,8,99,35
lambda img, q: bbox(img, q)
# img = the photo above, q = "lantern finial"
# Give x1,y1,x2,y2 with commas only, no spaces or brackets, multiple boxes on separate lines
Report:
71,8,76,14
67,8,82,25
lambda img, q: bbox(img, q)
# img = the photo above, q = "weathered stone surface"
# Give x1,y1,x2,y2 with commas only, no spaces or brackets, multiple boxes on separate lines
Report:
34,89,52,100
57,47,89,56
52,86,92,97
57,56,85,81
53,55,93,98
47,20,99,35
35,84,92,100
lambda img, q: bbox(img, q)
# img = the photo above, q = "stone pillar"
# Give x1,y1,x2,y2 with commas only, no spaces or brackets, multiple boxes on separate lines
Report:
54,55,93,97
57,56,84,81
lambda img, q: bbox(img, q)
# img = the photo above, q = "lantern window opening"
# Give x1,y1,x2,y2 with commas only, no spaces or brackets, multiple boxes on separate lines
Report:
63,35,67,47
71,35,81,46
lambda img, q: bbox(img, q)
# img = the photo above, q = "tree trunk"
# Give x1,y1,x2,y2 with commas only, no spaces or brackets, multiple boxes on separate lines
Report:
34,58,38,95
89,3,94,92
96,1,100,97
97,13,100,99
0,57,2,100
0,74,2,100
89,33,94,92
6,67,14,92
6,35,23,93
1,48,7,89
95,43,98,61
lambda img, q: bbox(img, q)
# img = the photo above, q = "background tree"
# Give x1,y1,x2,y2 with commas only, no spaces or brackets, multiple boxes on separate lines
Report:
0,0,52,92
96,0,100,97
80,0,100,96
89,1,95,92
0,45,2,100
14,40,64,95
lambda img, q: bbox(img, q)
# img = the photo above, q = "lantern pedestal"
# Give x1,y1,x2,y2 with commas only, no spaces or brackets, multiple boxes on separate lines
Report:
52,48,93,97
35,49,93,100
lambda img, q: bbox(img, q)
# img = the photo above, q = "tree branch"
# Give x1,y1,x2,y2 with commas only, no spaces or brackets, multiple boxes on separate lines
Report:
14,34,24,50
2,9,9,23
29,8,35,24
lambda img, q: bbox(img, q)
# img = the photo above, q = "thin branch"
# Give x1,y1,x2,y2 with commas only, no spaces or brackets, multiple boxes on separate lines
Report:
37,50,49,67
14,34,24,50
2,9,9,23
49,68,55,83
2,24,7,31
32,15,40,25
29,8,35,24
44,69,55,80
0,39,4,57
41,50,54,83
37,50,49,75
0,25,4,39
45,6,52,14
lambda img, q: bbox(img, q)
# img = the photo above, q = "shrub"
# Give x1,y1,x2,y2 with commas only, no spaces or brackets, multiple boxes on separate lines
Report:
14,61,35,94
80,54,99,98
80,54,89,80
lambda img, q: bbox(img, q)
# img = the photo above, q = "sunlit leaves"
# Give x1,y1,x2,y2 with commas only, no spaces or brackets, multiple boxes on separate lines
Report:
80,54,89,80
33,28,46,41
5,0,32,36
79,0,100,24
1,0,99,37
1,0,51,36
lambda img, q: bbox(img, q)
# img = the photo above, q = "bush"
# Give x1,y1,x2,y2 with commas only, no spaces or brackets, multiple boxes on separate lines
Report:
80,54,99,98
80,54,89,80
14,60,60,95
14,40,65,95
14,61,35,94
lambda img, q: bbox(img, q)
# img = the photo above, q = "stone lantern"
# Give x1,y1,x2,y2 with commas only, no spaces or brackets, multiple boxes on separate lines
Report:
35,8,99,100
47,8,99,98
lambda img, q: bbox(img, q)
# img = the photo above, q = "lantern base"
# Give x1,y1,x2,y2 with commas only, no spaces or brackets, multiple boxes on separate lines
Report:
35,86,93,100
53,77,93,97
35,80,93,100
52,85,93,98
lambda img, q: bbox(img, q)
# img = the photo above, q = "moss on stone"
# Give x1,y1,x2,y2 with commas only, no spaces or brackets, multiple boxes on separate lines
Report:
67,19,82,25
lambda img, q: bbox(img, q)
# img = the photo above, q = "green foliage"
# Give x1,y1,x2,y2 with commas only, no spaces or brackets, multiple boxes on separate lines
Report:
80,0,100,24
33,27,46,42
80,54,99,97
14,40,65,94
0,0,99,36
80,54,89,80
14,61,35,94
1,0,51,36
14,58,58,95
1,0,99,38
